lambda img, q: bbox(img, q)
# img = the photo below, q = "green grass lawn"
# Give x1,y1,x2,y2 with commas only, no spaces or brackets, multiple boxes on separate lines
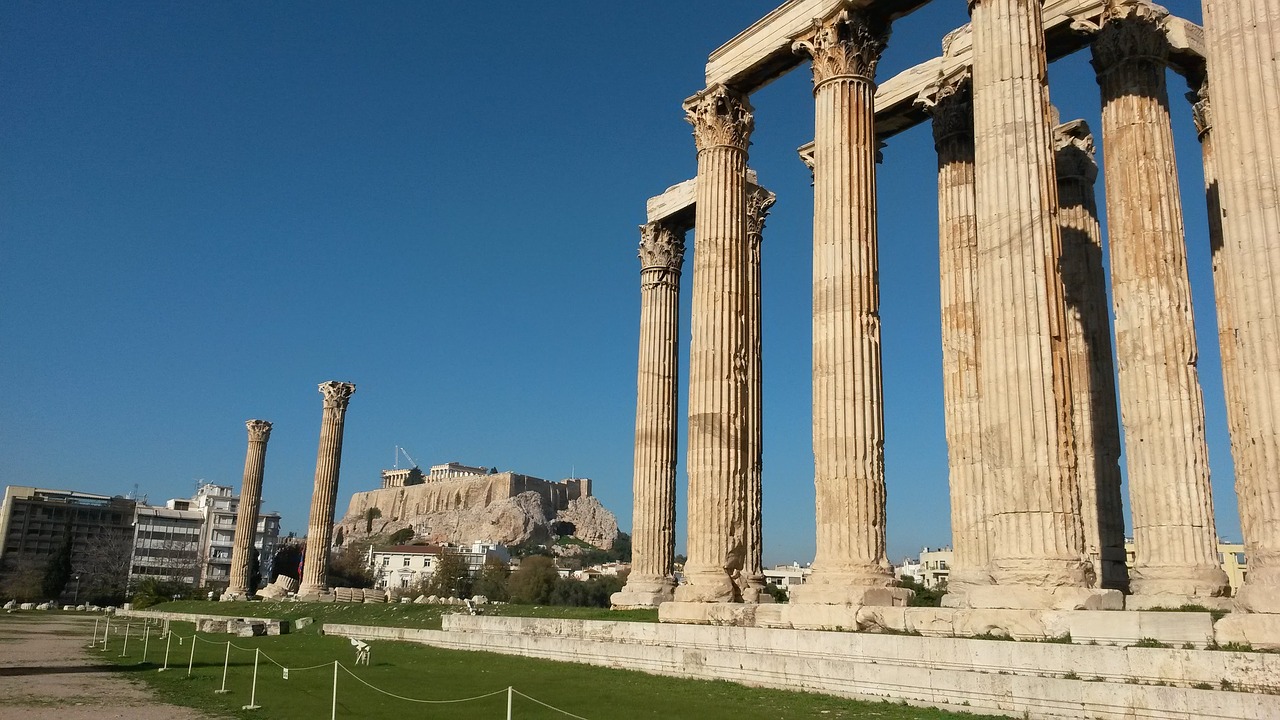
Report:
92,617,1003,720
144,599,658,630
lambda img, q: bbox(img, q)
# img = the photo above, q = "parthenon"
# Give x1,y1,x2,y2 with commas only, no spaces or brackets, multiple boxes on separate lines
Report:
614,0,1280,634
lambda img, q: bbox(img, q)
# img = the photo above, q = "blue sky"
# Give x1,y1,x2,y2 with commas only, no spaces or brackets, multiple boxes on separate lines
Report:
2,1,1224,567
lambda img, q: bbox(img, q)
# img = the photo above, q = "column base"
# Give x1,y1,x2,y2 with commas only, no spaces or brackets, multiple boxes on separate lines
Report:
1234,585,1280,614
219,591,254,602
966,585,1124,610
611,577,675,609
1129,564,1231,599
658,601,757,626
788,584,912,607
673,570,738,603
1126,594,1235,612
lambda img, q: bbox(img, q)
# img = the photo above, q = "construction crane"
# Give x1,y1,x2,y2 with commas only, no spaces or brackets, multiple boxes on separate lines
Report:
392,445,419,470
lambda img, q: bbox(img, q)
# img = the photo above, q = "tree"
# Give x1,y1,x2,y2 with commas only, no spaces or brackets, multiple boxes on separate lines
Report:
425,551,472,598
41,536,73,601
898,575,946,607
330,540,375,588
472,556,510,601
0,555,46,603
507,556,559,604
75,528,133,605
364,507,382,534
271,542,303,583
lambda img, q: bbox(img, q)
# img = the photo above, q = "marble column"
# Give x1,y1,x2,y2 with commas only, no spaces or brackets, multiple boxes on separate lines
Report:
743,185,776,602
790,8,907,606
926,77,991,600
967,0,1109,609
298,380,356,599
224,419,273,599
1092,2,1230,604
613,221,685,609
674,84,753,604
1201,0,1280,614
1053,120,1128,592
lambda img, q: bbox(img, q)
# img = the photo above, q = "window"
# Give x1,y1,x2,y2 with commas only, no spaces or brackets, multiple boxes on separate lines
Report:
403,557,410,567
382,557,389,567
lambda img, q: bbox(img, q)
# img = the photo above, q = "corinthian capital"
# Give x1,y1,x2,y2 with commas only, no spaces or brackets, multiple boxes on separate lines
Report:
792,8,890,88
319,381,356,411
1053,120,1099,185
1187,79,1212,140
245,419,273,442
746,186,777,239
924,74,973,151
683,85,754,153
1091,1,1170,75
638,222,686,273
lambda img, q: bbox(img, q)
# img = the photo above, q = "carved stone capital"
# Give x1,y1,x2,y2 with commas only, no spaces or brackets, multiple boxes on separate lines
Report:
683,85,754,153
1187,79,1212,140
792,7,890,88
1053,120,1099,185
245,419,273,443
746,186,777,240
319,381,356,411
1091,1,1170,77
638,222,686,274
926,76,973,151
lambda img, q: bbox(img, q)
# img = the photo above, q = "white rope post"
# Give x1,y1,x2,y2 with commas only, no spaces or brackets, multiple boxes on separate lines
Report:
102,615,110,652
242,648,261,711
215,641,231,693
143,625,151,663
90,618,99,648
187,633,196,677
159,630,172,672
119,621,131,658
507,686,513,720
164,618,171,638
331,661,338,720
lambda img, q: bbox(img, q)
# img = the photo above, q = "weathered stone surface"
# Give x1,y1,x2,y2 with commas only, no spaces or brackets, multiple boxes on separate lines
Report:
965,586,1124,611
227,419,272,599
299,381,355,598
555,497,619,551
1215,613,1280,650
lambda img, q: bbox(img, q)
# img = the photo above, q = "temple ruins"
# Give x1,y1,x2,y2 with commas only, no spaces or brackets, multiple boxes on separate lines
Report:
616,0,1280,642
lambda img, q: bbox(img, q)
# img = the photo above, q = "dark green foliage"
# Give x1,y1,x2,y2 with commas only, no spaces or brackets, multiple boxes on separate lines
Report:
272,543,303,582
329,540,375,589
388,527,414,545
249,551,261,594
508,555,560,604
898,575,946,607
425,551,472,598
764,584,789,603
132,577,197,609
364,507,382,533
41,536,73,600
472,556,510,601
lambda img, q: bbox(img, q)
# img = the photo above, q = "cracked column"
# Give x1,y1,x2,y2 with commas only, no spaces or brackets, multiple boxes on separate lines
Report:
298,380,356,599
224,419,273,600
613,222,685,609
1053,120,1128,592
790,8,907,606
1202,0,1280,614
967,0,1112,609
1092,2,1229,605
673,84,753,604
925,76,991,603
744,185,776,603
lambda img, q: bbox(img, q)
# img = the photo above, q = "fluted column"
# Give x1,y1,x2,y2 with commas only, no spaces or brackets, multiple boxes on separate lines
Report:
674,84,753,604
1201,0,1280,614
225,419,273,599
967,0,1106,609
298,380,356,598
926,77,991,601
743,185,776,602
1092,2,1229,603
1053,120,1128,592
790,8,906,606
613,222,684,609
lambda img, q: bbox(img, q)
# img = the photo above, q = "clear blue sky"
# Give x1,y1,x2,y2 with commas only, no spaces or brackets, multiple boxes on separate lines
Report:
2,1,1225,567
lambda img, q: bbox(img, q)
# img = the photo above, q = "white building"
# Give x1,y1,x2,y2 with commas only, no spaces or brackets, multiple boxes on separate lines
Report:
128,506,203,585
763,562,812,588
896,547,951,589
162,483,281,588
370,541,508,591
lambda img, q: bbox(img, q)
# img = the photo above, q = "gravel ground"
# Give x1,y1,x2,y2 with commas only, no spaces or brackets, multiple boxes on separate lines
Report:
0,612,215,719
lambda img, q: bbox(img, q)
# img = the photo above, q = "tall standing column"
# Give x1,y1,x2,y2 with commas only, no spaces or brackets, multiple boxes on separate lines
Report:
926,76,991,602
1092,2,1229,604
613,222,685,609
967,0,1110,609
1201,0,1280,614
743,185,776,602
224,419,273,600
673,84,753,604
1053,120,1128,592
790,8,907,606
298,380,356,599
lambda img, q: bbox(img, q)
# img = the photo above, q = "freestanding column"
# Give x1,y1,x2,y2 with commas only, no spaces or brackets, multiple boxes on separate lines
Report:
790,8,907,606
743,185,776,602
967,0,1110,609
1201,0,1280,614
673,84,753,604
613,222,685,609
1053,120,1128,592
224,420,273,600
1092,2,1230,604
298,381,356,599
926,76,991,602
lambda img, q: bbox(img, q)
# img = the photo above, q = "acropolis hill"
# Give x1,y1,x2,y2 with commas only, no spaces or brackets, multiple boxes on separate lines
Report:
334,461,618,550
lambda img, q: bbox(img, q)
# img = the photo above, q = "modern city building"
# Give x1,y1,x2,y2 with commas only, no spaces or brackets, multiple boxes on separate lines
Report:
370,541,508,591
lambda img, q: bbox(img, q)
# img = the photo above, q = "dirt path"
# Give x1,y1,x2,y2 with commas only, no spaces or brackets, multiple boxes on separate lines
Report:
0,612,215,719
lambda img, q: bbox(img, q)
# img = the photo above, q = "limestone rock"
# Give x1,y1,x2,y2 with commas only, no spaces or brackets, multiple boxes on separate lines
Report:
19,603,34,610
553,496,620,550
3,600,14,610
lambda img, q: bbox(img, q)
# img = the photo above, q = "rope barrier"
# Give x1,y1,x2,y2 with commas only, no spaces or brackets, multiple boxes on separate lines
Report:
512,688,593,720
337,663,508,704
